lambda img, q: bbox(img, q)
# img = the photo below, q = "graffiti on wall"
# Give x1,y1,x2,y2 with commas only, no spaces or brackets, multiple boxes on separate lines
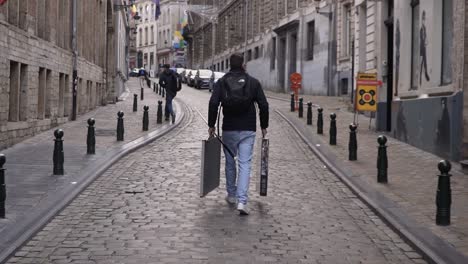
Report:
419,10,430,86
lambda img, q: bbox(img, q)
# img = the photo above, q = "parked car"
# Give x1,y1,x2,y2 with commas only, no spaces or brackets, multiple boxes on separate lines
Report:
187,70,197,87
181,69,189,83
129,68,139,77
209,72,226,92
195,69,213,89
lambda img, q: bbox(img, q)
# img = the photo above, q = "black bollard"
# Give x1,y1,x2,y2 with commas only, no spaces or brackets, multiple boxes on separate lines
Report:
117,111,124,141
142,105,149,131
86,118,95,155
290,93,295,112
307,102,312,125
162,87,165,98
133,94,138,112
436,160,452,226
153,83,156,92
159,85,162,95
156,83,159,93
377,135,388,183
317,108,324,134
53,129,64,175
298,98,304,118
329,113,337,145
157,101,163,124
0,154,6,218
349,123,357,161
140,87,144,101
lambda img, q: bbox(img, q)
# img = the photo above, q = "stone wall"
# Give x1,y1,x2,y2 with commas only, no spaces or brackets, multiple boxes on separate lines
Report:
0,0,114,150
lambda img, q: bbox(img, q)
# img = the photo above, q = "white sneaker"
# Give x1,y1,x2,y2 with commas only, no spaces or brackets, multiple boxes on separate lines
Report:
225,196,236,205
237,203,249,215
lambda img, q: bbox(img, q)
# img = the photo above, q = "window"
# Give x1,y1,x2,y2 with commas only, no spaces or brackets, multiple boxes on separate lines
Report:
307,21,315,60
221,61,224,71
271,37,276,70
9,61,28,122
342,5,351,57
145,27,148,45
441,0,453,85
150,52,154,66
139,28,142,46
358,4,367,71
151,26,154,44
58,73,65,117
38,68,46,119
254,47,259,59
247,50,252,61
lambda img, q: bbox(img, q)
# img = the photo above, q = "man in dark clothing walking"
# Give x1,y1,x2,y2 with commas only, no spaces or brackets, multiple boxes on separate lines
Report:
208,53,269,215
159,64,179,123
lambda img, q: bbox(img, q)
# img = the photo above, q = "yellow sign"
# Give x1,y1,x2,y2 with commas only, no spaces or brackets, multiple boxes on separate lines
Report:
356,73,379,112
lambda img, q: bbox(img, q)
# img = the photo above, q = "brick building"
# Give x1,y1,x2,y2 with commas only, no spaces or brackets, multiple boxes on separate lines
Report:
0,0,131,149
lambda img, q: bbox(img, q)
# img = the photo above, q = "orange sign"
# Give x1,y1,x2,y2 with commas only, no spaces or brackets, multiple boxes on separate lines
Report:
290,73,302,110
356,73,381,112
290,72,302,86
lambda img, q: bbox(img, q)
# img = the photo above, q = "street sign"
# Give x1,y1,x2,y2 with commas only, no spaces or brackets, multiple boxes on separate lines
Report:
356,72,380,112
290,73,302,110
290,72,302,86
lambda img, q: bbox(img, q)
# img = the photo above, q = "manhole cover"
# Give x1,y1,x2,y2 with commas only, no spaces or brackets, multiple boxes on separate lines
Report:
95,129,116,136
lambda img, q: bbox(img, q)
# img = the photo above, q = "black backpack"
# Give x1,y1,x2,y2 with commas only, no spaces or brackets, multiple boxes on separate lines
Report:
221,73,252,113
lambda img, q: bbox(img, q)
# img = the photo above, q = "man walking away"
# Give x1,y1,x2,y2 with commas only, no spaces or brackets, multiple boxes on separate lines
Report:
159,64,179,123
208,53,269,215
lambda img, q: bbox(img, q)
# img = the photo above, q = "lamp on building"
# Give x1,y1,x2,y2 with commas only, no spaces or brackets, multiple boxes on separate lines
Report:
314,0,332,16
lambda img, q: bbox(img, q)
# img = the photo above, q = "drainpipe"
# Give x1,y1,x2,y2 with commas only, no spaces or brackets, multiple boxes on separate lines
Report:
71,0,77,121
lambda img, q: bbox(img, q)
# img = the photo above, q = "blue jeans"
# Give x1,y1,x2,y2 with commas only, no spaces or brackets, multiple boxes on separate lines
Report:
222,130,256,205
165,93,174,117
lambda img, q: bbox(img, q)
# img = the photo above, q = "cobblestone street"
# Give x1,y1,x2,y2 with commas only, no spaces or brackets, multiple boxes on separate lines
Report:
5,85,426,264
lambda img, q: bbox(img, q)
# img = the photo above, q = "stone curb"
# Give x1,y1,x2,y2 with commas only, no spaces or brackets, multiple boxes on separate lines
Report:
275,109,468,264
0,99,187,264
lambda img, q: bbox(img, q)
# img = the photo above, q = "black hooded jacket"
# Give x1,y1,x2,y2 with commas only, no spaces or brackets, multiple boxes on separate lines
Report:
208,70,269,131
159,70,179,97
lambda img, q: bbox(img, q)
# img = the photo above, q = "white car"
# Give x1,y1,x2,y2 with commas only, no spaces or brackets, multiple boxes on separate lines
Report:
195,69,213,89
209,72,226,92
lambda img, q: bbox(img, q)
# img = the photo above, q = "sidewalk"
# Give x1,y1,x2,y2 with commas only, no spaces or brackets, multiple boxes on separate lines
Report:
266,91,468,264
0,78,183,262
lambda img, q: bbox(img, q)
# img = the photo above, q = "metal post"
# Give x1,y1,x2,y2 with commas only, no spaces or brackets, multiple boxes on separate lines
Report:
140,87,144,101
317,107,324,134
436,160,452,226
157,101,163,124
142,105,149,131
159,85,162,95
133,94,138,112
156,83,159,94
86,118,95,155
117,111,125,141
290,93,295,112
298,98,304,118
0,154,6,218
329,113,337,145
349,123,357,161
307,102,312,125
153,83,156,92
162,87,165,98
53,129,64,175
377,135,388,183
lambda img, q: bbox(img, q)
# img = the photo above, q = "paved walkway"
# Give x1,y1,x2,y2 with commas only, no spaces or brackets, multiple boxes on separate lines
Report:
5,85,425,264
266,91,468,263
0,78,181,262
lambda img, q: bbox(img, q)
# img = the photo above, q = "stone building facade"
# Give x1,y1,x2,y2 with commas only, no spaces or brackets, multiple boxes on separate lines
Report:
187,0,336,95
188,0,468,161
0,0,129,149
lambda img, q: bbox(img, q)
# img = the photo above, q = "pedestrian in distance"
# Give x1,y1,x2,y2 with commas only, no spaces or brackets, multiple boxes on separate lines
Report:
208,53,269,215
138,68,147,89
159,64,181,123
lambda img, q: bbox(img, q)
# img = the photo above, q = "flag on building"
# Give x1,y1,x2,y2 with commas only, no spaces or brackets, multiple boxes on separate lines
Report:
153,0,161,20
